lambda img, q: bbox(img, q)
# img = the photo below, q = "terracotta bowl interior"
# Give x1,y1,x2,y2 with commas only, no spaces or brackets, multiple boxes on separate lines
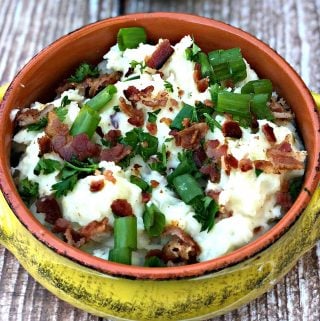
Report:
0,13,319,279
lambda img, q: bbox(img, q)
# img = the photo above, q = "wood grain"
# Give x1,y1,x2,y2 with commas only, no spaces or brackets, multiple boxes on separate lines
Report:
0,0,320,320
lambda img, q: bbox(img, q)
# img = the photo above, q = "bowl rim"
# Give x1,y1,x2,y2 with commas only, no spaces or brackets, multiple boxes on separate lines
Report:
1,12,319,280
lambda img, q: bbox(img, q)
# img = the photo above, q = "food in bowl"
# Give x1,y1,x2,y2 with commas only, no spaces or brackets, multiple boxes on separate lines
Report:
10,27,307,267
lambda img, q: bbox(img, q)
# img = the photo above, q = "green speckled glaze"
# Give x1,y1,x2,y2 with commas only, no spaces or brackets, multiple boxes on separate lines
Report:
1,187,319,321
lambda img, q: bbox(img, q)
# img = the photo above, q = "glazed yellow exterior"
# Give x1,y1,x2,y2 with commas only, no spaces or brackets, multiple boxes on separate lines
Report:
0,177,319,320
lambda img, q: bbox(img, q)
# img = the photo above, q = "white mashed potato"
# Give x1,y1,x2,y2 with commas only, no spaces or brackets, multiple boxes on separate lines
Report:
11,35,306,264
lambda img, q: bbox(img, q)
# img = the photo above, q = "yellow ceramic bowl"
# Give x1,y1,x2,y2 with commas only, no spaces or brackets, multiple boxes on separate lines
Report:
1,13,320,321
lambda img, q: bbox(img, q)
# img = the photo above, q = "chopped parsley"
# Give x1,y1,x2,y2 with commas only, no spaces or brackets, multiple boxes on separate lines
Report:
192,196,219,232
185,41,201,61
203,113,222,131
130,175,151,192
129,60,146,74
27,117,48,132
54,96,71,122
122,128,158,161
148,144,167,174
52,159,99,197
68,63,99,83
34,158,62,175
19,178,39,204
143,203,166,237
255,169,263,177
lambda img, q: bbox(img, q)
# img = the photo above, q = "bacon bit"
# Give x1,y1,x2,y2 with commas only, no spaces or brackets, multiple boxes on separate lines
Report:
239,158,253,172
124,85,154,103
145,249,163,259
141,192,151,203
262,124,276,143
170,98,178,107
111,199,133,217
253,160,274,173
38,135,52,156
251,116,259,133
56,71,122,98
105,129,121,146
223,79,235,89
222,120,242,139
207,190,221,202
162,226,201,264
181,117,191,128
36,196,62,224
125,67,134,77
64,227,86,247
90,179,105,192
193,63,209,93
103,170,116,184
95,126,104,138
146,39,174,69
178,89,184,98
100,143,132,163
146,122,158,135
119,97,144,127
200,163,220,182
266,140,304,171
193,147,207,168
15,104,55,128
45,111,69,137
52,218,70,233
224,154,238,175
172,123,208,150
150,180,160,188
160,117,172,126
78,217,110,241
205,140,228,161
253,226,263,234
142,91,168,109
204,99,214,108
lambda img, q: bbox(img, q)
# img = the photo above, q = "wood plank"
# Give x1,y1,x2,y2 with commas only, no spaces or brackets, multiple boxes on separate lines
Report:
0,0,320,320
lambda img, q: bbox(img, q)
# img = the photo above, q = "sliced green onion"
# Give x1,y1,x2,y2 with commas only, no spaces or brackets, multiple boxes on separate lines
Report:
211,62,231,82
197,52,212,78
170,103,197,130
130,175,151,192
143,203,166,237
208,48,243,65
173,174,203,204
69,106,101,138
241,79,272,98
229,58,247,82
114,216,137,250
86,84,117,111
167,160,190,185
203,113,222,131
108,247,132,265
117,27,147,51
251,94,274,120
216,91,251,118
124,75,141,82
209,84,223,104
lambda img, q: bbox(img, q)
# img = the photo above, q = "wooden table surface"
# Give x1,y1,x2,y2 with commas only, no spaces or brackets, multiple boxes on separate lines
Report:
1,1,320,320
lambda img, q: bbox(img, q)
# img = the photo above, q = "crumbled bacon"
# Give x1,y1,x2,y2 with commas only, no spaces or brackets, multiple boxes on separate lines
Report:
119,97,144,127
124,85,154,103
146,39,174,69
193,147,207,168
111,199,133,217
262,124,276,143
64,227,86,247
103,170,116,184
105,129,122,146
38,135,52,156
45,111,69,137
276,191,292,213
100,143,131,163
141,192,151,203
181,117,191,128
253,160,274,173
222,120,242,138
78,217,110,241
205,140,228,160
239,158,253,172
253,226,263,234
204,99,214,108
193,63,209,93
15,104,55,128
170,98,178,107
161,226,201,264
200,163,220,182
52,218,70,233
56,71,122,98
224,154,238,175
150,180,160,188
172,123,208,150
206,190,221,202
36,196,62,224
90,179,105,192
269,99,293,121
160,117,172,126
146,122,157,135
266,140,304,171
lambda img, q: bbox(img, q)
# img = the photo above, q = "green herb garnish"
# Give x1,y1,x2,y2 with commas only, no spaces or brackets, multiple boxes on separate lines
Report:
164,80,174,93
143,203,166,237
27,117,48,132
68,63,99,83
34,158,62,175
19,178,39,204
147,109,161,123
144,256,166,267
130,60,146,74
